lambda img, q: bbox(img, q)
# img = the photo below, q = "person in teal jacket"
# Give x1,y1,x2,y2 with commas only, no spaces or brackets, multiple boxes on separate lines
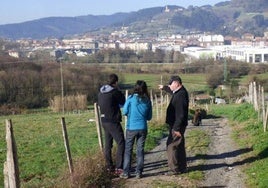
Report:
120,80,152,179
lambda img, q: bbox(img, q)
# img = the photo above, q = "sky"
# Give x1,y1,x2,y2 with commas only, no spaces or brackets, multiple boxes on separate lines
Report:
0,0,225,25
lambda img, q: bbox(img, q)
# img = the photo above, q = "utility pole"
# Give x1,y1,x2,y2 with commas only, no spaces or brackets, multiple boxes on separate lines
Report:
223,58,227,83
60,58,65,114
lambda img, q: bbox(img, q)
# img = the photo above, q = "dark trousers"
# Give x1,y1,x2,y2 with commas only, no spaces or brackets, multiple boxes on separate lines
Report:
102,122,125,169
166,127,187,172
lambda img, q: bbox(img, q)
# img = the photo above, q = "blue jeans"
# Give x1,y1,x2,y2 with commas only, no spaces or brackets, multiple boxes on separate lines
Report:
123,129,147,175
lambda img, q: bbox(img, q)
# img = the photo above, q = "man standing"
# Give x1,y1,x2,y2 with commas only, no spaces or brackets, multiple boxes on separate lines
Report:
98,73,125,175
159,75,189,175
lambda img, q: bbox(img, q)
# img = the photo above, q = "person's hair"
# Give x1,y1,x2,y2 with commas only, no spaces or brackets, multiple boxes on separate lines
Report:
169,75,182,85
108,73,118,86
133,80,149,98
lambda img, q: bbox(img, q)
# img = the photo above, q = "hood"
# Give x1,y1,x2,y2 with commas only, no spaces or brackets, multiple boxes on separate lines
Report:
100,85,115,93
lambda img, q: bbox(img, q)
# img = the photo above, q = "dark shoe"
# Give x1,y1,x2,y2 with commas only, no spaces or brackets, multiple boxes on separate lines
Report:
120,173,129,179
178,169,187,174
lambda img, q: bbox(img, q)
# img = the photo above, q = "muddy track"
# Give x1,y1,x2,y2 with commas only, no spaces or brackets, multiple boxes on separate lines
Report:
114,118,247,188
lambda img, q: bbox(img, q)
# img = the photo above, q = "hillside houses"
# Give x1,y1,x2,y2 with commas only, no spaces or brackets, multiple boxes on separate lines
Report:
8,32,268,64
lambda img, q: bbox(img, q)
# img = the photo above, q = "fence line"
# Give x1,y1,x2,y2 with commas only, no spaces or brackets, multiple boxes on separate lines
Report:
94,103,104,151
61,117,74,174
5,119,20,188
248,81,268,132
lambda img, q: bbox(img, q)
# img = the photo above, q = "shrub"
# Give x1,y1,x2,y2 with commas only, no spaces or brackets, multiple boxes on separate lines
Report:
0,104,24,115
59,151,112,187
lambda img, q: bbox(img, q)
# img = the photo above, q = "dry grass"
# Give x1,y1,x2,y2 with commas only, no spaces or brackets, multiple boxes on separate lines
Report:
58,151,112,188
49,94,87,112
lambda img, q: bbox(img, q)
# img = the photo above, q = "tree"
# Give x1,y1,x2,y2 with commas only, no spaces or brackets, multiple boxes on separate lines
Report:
206,67,224,89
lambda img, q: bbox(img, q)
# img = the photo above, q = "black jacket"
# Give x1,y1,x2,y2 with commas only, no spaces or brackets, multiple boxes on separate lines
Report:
97,84,125,123
164,85,189,131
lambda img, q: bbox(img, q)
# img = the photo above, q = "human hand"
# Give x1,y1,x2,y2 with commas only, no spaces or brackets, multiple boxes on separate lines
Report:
172,130,181,138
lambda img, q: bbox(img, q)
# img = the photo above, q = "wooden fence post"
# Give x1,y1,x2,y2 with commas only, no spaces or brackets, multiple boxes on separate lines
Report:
94,103,103,151
4,162,9,188
154,94,159,120
253,82,258,111
261,87,265,131
258,85,261,121
249,82,253,104
150,89,153,106
265,102,268,132
61,117,73,174
5,119,20,188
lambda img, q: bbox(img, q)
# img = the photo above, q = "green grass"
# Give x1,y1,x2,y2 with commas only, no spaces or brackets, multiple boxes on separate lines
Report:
0,72,210,187
2,71,267,187
185,129,210,181
239,72,268,86
0,107,169,187
210,103,268,188
0,110,99,187
122,73,208,93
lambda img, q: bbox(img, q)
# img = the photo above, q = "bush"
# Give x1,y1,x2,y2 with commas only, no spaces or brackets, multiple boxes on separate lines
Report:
0,104,24,115
59,151,112,187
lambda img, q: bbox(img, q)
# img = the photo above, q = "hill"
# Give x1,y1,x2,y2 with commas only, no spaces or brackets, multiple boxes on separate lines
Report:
0,0,268,40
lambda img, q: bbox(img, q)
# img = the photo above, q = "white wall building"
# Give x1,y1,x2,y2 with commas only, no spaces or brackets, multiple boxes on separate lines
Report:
183,45,268,63
225,46,268,63
183,47,217,59
209,45,268,63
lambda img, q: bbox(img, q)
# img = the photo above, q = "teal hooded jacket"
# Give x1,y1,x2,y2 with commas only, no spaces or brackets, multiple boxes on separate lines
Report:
123,94,152,131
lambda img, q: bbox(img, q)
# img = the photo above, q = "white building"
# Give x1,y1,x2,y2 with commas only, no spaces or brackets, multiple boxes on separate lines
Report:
183,45,268,63
225,46,268,63
210,45,268,63
183,47,217,59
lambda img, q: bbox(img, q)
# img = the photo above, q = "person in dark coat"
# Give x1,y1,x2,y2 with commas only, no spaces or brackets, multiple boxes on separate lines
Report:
159,75,189,175
97,73,125,175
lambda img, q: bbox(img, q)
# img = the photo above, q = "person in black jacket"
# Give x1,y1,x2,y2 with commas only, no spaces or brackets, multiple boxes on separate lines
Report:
159,75,189,175
98,73,125,175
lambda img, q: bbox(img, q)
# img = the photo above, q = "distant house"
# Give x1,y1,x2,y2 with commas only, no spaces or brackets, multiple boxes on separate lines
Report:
8,50,20,58
183,47,217,59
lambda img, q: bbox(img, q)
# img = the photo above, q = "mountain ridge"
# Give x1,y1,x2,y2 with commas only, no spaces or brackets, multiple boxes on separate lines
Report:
0,0,268,40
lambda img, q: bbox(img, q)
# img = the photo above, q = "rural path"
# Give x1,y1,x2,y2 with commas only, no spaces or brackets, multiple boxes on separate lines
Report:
114,118,248,187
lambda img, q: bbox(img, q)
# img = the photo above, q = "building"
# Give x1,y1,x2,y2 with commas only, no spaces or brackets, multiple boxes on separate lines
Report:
222,46,268,63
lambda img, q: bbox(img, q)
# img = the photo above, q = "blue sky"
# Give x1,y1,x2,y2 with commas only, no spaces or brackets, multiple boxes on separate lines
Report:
0,0,225,25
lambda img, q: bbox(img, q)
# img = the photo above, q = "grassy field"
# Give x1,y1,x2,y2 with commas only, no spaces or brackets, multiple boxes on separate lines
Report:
0,107,169,187
0,110,99,187
1,72,267,187
121,73,208,93
0,72,207,187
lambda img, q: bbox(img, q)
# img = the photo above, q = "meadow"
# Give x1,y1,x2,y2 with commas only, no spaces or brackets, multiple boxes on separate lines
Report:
1,72,268,187
0,72,207,187
121,73,208,93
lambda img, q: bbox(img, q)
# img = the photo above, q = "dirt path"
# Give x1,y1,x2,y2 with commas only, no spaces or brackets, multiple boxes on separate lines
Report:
114,118,247,188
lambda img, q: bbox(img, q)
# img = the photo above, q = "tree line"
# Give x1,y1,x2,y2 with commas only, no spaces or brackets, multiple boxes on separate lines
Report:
1,51,268,114
0,62,105,114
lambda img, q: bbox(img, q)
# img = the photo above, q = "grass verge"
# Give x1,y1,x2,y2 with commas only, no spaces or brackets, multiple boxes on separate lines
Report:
211,103,268,188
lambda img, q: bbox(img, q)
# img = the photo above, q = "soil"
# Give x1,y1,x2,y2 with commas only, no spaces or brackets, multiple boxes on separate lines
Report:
113,118,248,188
